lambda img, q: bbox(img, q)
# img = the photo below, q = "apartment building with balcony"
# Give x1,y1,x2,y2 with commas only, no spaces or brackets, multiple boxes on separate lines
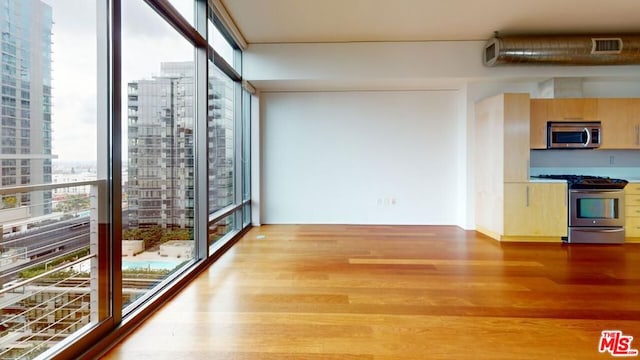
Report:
127,62,195,230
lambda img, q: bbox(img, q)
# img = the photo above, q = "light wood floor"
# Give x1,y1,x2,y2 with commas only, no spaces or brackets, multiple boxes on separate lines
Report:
101,225,640,360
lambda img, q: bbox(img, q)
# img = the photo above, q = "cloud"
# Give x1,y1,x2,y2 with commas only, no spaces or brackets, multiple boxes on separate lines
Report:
122,0,182,42
42,0,96,33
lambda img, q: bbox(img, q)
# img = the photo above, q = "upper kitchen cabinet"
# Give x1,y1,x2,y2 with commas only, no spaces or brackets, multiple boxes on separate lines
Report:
597,98,640,149
530,98,598,149
548,98,598,120
530,99,548,149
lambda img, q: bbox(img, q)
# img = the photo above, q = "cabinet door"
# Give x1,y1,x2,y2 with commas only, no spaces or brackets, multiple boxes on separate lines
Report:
598,99,640,149
530,99,548,149
504,183,567,238
626,184,640,239
626,218,640,238
503,94,530,181
547,98,598,121
504,183,532,236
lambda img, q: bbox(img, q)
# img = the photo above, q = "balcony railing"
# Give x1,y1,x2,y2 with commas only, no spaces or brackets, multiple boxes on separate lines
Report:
0,180,107,359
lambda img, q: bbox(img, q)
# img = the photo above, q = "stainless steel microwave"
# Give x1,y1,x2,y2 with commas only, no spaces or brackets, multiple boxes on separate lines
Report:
547,121,601,149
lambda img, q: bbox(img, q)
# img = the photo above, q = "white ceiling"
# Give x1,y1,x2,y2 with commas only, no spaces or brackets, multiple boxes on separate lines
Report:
220,0,640,44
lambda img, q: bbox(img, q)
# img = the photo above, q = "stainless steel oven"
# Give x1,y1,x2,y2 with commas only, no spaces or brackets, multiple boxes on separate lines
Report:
568,189,625,243
534,174,628,244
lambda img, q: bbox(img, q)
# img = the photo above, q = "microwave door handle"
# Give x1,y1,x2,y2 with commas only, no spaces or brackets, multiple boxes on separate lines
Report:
583,127,591,147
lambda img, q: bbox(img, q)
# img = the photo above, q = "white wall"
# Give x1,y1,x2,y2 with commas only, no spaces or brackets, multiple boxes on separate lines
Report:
250,94,261,225
246,40,640,229
261,90,461,225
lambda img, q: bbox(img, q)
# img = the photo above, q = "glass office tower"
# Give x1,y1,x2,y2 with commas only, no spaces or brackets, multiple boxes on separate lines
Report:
0,0,53,216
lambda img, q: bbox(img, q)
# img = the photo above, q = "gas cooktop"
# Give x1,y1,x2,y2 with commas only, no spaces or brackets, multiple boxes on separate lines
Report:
533,175,629,189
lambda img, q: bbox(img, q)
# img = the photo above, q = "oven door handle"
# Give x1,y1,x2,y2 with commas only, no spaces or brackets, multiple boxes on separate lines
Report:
570,190,624,194
583,127,591,147
573,228,624,233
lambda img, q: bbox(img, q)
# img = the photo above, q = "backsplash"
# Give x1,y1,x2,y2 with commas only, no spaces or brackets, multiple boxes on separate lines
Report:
530,150,640,180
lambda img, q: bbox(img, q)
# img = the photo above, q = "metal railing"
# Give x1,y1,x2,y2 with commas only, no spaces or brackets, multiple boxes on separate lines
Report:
0,180,105,359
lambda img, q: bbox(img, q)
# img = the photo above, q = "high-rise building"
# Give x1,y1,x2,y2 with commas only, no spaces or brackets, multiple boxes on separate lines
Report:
0,0,53,216
208,70,234,213
127,62,195,229
127,61,236,231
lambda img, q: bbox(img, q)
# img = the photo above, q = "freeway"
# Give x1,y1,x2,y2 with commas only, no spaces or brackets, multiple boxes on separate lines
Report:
1,217,90,284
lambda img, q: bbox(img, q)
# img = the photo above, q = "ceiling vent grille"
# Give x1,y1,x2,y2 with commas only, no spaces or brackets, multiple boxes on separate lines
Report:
484,34,640,66
592,38,623,54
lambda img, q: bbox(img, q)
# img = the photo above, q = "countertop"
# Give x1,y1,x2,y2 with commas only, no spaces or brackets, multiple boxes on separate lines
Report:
528,178,567,183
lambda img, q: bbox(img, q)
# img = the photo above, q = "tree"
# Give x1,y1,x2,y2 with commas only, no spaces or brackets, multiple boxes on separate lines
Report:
55,194,90,215
162,229,192,242
123,228,145,240
2,196,17,209
123,226,192,251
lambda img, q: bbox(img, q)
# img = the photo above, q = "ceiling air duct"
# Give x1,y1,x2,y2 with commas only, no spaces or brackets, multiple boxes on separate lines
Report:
484,34,640,66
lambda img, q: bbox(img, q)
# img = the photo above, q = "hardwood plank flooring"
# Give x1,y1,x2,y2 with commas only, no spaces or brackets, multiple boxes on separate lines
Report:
101,225,640,359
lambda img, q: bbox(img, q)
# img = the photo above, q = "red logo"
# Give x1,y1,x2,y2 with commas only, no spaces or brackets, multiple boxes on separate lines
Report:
599,330,639,357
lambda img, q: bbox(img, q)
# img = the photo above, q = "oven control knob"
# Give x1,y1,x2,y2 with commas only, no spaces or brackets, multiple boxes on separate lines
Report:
593,220,597,224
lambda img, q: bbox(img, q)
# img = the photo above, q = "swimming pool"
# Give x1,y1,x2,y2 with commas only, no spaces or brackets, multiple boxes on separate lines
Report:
121,260,180,271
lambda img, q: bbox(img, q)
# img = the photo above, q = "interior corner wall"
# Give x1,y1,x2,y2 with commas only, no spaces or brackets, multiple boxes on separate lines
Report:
455,84,470,230
246,41,640,229
250,94,261,226
261,90,460,225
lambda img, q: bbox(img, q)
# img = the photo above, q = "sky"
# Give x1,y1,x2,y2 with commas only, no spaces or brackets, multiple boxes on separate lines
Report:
42,0,195,164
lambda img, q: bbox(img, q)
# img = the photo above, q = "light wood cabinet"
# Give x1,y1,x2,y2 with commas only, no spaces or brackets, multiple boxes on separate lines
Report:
626,183,640,241
529,98,599,149
475,93,530,183
475,94,565,242
475,93,530,241
547,98,598,121
529,99,548,149
597,99,640,149
504,182,567,238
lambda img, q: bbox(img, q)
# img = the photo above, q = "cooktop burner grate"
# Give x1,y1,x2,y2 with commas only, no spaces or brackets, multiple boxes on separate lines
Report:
533,175,628,189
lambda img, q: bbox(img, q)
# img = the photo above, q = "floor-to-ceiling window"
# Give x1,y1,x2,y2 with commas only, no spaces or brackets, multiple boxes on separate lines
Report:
0,1,104,358
0,1,251,358
120,0,198,312
206,5,250,254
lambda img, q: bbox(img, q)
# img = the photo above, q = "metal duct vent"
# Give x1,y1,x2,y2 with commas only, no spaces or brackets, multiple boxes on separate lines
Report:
592,38,622,54
484,34,640,66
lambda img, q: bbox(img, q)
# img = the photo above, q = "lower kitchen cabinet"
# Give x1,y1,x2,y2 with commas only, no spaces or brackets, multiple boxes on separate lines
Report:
503,182,567,240
625,183,640,242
